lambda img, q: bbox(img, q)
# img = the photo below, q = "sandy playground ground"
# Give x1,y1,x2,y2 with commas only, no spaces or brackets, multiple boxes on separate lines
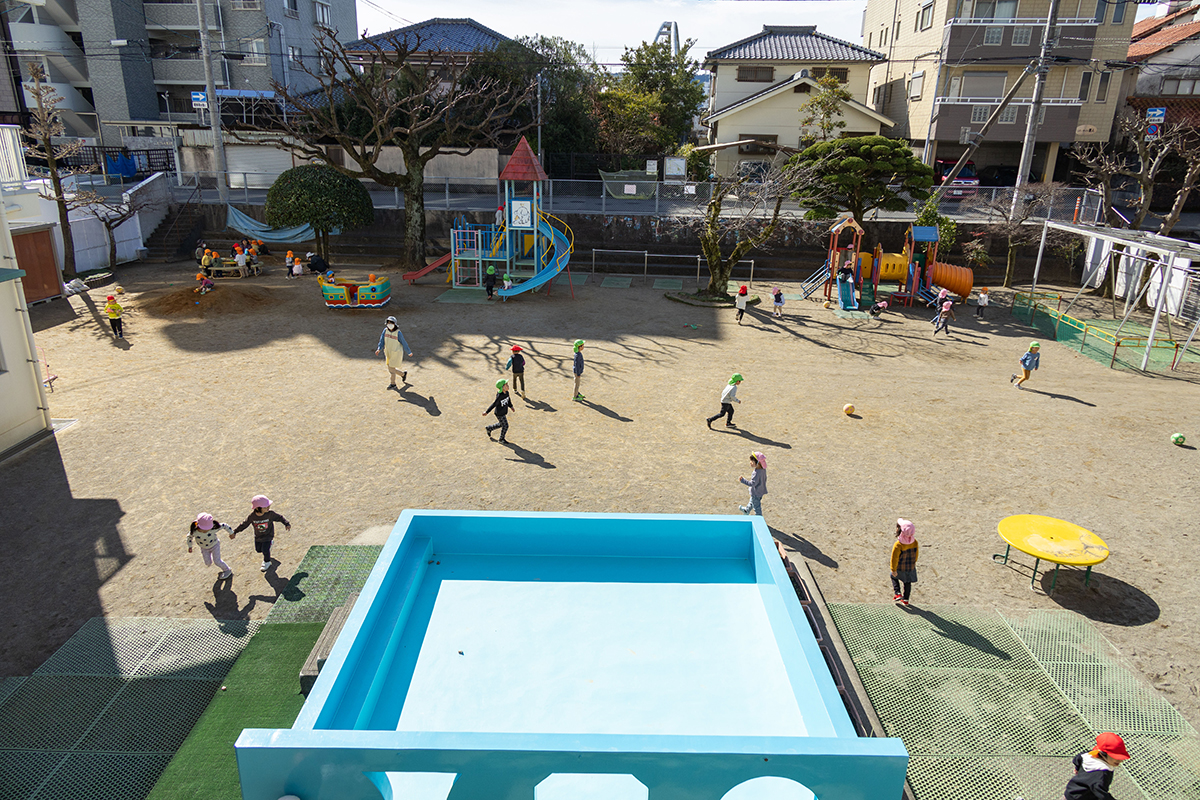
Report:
2,259,1198,728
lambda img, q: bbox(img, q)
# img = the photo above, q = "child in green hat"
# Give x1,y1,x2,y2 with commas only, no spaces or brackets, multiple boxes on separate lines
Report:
483,379,515,442
484,265,497,300
1011,341,1040,389
572,339,586,401
707,373,743,429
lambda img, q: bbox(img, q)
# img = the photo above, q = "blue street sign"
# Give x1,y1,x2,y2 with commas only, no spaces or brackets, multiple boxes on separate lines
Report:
191,91,207,108
1146,107,1166,123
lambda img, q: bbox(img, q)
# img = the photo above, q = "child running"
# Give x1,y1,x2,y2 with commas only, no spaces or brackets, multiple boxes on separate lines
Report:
187,512,234,579
735,285,748,324
867,300,888,318
506,345,526,398
483,379,516,443
975,287,989,318
103,295,124,339
772,287,785,318
738,451,768,517
1010,341,1040,389
890,518,919,606
1063,733,1130,800
706,373,743,429
933,300,955,336
928,287,949,322
232,495,291,572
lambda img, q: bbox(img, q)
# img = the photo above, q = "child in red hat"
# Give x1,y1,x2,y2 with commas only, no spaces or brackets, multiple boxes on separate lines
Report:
1063,732,1129,800
505,345,526,398
103,295,124,338
735,285,749,324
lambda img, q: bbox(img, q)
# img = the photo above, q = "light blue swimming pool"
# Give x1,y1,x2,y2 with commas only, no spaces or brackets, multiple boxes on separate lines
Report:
235,511,908,800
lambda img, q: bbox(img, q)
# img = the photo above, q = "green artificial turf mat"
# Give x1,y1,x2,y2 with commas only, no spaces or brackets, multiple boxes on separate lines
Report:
435,288,489,304
568,272,588,285
653,278,683,290
600,276,633,288
145,623,323,800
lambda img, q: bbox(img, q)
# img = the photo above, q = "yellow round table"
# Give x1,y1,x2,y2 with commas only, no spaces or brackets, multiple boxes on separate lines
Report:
993,515,1110,592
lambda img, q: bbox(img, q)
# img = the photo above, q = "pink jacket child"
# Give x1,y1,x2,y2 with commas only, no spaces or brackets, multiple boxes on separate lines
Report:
187,513,234,579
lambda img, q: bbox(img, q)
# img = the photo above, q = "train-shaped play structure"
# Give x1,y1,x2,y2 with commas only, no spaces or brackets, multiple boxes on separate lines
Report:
319,272,391,308
807,216,973,310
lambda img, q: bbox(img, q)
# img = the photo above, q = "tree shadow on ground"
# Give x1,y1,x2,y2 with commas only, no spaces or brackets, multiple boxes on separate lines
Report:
769,526,838,569
1021,387,1097,407
1039,570,1160,626
397,387,440,416
523,397,556,412
205,563,307,621
901,605,1019,662
501,441,556,469
579,399,632,422
717,426,792,449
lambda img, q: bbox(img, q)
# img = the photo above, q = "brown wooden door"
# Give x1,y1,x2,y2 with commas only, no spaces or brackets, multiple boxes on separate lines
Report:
12,230,59,303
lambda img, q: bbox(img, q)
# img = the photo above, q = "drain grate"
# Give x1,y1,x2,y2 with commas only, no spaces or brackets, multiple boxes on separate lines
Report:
76,678,222,753
828,603,1038,670
0,676,125,750
265,545,382,624
29,751,174,800
907,755,1145,800
859,667,1092,756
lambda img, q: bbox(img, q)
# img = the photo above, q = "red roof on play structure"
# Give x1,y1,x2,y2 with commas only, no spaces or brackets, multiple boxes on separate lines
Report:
498,137,548,182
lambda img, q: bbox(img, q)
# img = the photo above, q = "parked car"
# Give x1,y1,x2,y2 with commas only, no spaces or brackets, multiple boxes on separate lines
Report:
978,165,1020,186
934,158,980,197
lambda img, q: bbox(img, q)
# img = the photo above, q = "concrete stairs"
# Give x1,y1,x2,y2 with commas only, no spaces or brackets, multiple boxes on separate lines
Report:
143,204,204,262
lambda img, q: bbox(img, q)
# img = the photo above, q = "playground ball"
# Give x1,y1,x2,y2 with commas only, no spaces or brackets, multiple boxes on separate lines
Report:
1172,433,1186,446
823,301,831,309
843,403,855,416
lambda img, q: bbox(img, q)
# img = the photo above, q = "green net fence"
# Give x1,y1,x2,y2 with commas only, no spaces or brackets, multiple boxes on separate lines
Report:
1011,293,1195,371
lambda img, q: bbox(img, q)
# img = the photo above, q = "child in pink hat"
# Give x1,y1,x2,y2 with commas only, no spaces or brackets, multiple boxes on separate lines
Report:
232,495,291,572
737,451,768,517
187,513,234,579
890,519,920,606
771,287,785,318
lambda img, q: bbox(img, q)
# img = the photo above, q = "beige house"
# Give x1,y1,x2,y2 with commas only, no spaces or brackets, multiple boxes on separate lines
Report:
862,0,1136,178
702,25,892,176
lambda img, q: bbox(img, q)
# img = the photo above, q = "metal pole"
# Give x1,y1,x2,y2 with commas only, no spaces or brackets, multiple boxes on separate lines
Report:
1011,0,1061,220
1176,313,1200,370
445,176,450,209
1141,255,1174,371
536,71,543,165
243,177,249,204
697,254,701,285
394,186,399,208
644,251,648,284
749,259,755,289
1030,220,1050,298
654,182,659,214
196,0,228,205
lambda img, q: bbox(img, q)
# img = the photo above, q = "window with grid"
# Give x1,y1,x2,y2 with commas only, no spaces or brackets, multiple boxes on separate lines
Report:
983,26,1003,45
810,67,849,83
998,106,1018,123
1012,27,1032,45
285,0,299,18
736,66,774,82
919,2,935,30
971,105,990,123
243,37,266,65
314,1,331,26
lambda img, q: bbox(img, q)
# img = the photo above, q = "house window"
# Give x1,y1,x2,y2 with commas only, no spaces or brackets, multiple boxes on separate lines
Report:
984,26,1003,45
243,37,266,65
973,0,1017,21
1079,71,1092,101
873,84,886,107
1012,27,1032,46
1093,0,1106,24
960,71,1006,97
971,105,990,123
810,67,849,83
1095,71,1110,102
288,45,302,66
919,2,935,30
737,135,777,155
867,32,872,48
909,71,924,99
736,66,774,82
314,1,331,26
998,106,1018,123
285,0,299,18
231,0,260,9
1112,0,1126,24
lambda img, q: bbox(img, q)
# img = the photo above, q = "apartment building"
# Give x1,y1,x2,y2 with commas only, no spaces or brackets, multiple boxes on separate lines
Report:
862,0,1136,180
4,0,355,141
702,25,891,175
1123,3,1200,127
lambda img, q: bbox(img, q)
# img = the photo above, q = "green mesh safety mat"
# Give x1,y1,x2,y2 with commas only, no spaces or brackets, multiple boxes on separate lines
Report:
568,272,588,285
0,618,260,800
435,288,489,303
601,276,633,288
828,604,1200,800
263,545,382,624
653,278,683,290
834,309,870,319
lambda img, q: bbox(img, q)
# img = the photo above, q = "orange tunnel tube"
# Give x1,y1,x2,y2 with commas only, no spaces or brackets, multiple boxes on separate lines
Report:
929,261,973,299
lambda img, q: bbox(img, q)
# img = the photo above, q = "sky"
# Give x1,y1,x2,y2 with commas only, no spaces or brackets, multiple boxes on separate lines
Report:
352,0,1166,67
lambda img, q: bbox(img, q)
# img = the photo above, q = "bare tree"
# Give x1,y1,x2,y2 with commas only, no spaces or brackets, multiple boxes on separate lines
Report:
963,182,1070,287
1074,112,1177,232
668,160,823,298
22,64,99,278
81,193,164,269
236,29,534,269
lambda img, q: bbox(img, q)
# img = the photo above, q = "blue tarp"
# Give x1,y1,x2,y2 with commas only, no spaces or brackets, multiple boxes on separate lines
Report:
225,205,338,244
105,154,137,179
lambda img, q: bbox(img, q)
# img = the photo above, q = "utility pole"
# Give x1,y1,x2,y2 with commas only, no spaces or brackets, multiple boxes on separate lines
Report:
536,70,542,165
1010,0,1062,218
196,0,229,204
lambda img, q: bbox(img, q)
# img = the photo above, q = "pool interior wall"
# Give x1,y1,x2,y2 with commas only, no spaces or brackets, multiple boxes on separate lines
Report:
235,512,909,800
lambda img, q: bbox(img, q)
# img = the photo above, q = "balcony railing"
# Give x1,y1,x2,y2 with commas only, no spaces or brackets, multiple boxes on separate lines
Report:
945,16,1098,25
934,96,1081,106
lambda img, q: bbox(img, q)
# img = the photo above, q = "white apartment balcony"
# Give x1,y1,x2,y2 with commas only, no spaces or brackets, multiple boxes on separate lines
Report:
942,17,1099,62
152,56,226,85
22,80,96,136
143,2,222,31
930,95,1081,141
38,0,80,29
10,22,88,84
